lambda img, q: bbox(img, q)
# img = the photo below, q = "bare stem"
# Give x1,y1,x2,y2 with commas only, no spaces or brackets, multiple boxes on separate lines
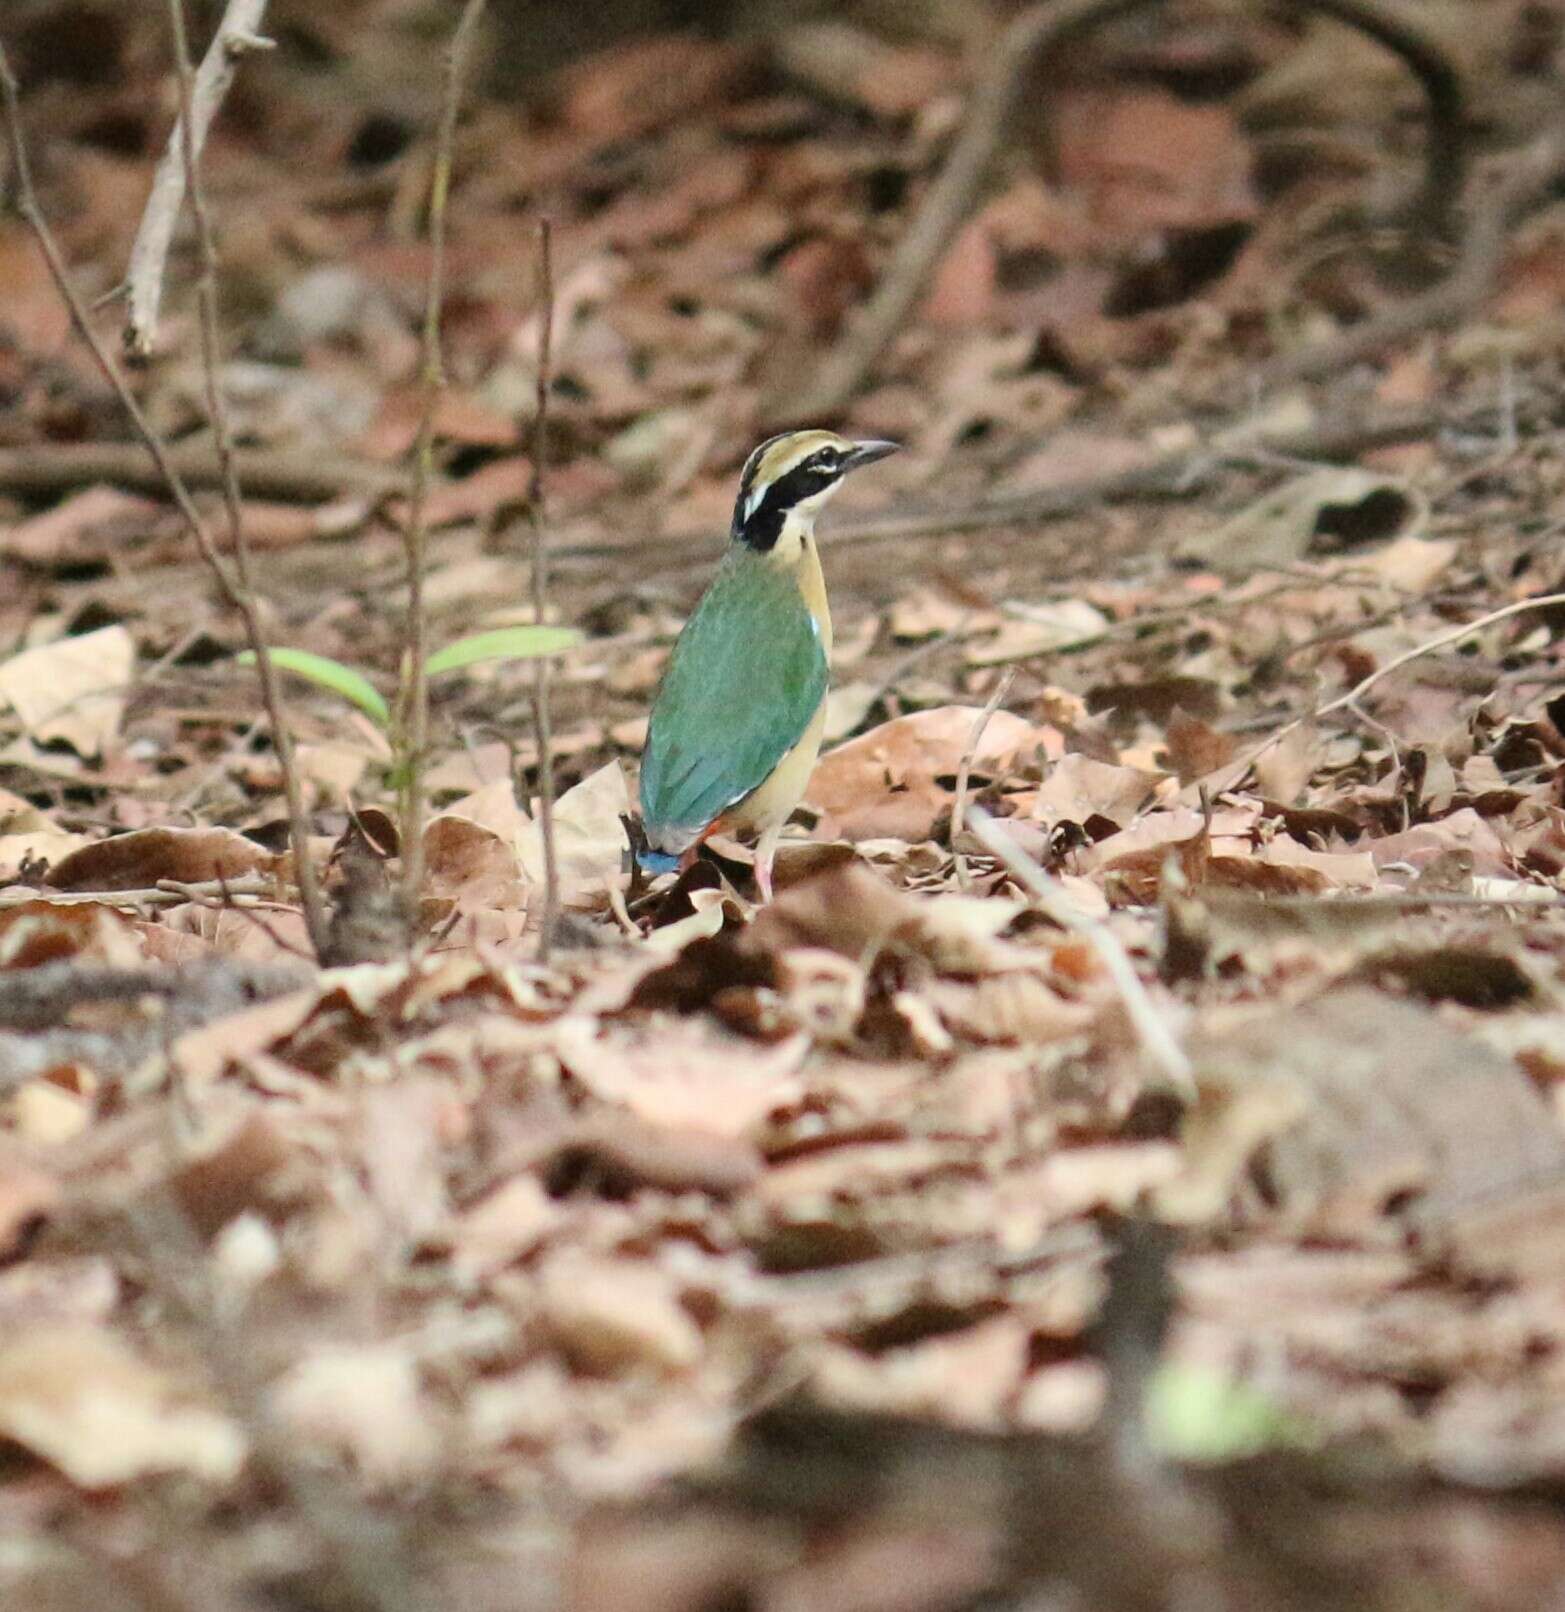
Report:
1238,590,1565,782
528,217,560,961
951,669,1014,892
0,31,329,957
397,0,489,930
166,0,328,957
967,806,1194,1096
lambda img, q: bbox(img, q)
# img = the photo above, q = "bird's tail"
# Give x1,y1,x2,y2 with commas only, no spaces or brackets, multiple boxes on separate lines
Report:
636,847,681,875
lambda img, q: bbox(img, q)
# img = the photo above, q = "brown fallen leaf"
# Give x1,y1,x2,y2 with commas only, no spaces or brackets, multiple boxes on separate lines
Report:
1022,753,1163,830
445,1175,564,1282
45,825,279,893
518,760,629,904
1053,86,1256,241
0,899,145,968
1,485,159,567
0,1324,245,1489
537,1252,702,1376
0,624,135,757
1177,469,1424,572
811,707,1055,842
271,1344,439,1485
0,1139,58,1260
1181,988,1565,1269
557,1016,808,1138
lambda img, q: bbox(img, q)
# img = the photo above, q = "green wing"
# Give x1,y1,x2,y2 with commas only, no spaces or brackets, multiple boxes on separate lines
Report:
640,554,827,842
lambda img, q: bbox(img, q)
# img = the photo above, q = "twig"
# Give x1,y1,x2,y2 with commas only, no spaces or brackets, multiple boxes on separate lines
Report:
166,0,329,959
527,218,560,962
397,0,489,932
0,875,272,910
1236,590,1565,781
124,0,273,355
967,806,1193,1096
951,668,1015,890
0,35,330,957
779,0,1468,420
1258,121,1565,391
0,440,400,502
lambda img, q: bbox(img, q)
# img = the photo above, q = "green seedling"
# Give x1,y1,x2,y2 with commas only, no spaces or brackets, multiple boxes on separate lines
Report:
239,625,580,732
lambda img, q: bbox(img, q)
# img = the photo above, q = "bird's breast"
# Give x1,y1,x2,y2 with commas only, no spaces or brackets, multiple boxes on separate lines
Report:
794,531,833,656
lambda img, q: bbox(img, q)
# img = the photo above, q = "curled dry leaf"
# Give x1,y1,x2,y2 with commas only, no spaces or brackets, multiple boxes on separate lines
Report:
810,707,1057,842
0,1324,246,1489
0,899,145,969
537,1252,702,1376
1177,468,1425,572
1,485,159,567
557,1015,808,1138
0,623,135,757
0,1140,58,1260
809,1314,1030,1425
518,760,630,904
271,1344,439,1485
424,786,527,914
446,1175,564,1282
1020,753,1163,830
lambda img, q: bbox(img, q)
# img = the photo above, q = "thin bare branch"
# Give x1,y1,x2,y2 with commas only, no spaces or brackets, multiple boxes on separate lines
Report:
125,0,273,355
528,217,561,961
0,31,329,956
951,669,1014,891
397,0,490,930
967,806,1194,1096
166,0,329,956
1238,590,1565,781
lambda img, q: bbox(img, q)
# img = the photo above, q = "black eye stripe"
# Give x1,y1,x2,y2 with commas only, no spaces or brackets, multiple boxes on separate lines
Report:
733,452,845,549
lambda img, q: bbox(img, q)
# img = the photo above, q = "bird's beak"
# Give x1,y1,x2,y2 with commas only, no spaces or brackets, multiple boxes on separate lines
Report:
847,439,900,469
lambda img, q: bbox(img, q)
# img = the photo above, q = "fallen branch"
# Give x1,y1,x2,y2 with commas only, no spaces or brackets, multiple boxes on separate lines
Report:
528,217,561,962
0,36,330,955
123,0,273,355
0,875,272,910
0,440,403,502
396,0,489,936
1237,590,1565,781
967,806,1194,1095
778,0,1468,420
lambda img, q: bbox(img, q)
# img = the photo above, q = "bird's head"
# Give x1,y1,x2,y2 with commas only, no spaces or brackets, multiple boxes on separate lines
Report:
731,429,898,555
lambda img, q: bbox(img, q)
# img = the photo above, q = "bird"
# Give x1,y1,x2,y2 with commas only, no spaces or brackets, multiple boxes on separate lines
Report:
637,428,899,901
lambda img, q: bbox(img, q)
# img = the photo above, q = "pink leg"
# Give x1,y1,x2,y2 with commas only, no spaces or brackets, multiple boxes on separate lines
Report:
754,822,782,903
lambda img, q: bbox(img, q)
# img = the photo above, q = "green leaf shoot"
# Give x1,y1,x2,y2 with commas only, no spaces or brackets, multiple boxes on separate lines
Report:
237,648,391,728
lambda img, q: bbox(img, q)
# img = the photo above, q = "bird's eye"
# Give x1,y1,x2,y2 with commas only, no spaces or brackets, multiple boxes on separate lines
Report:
816,450,841,472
